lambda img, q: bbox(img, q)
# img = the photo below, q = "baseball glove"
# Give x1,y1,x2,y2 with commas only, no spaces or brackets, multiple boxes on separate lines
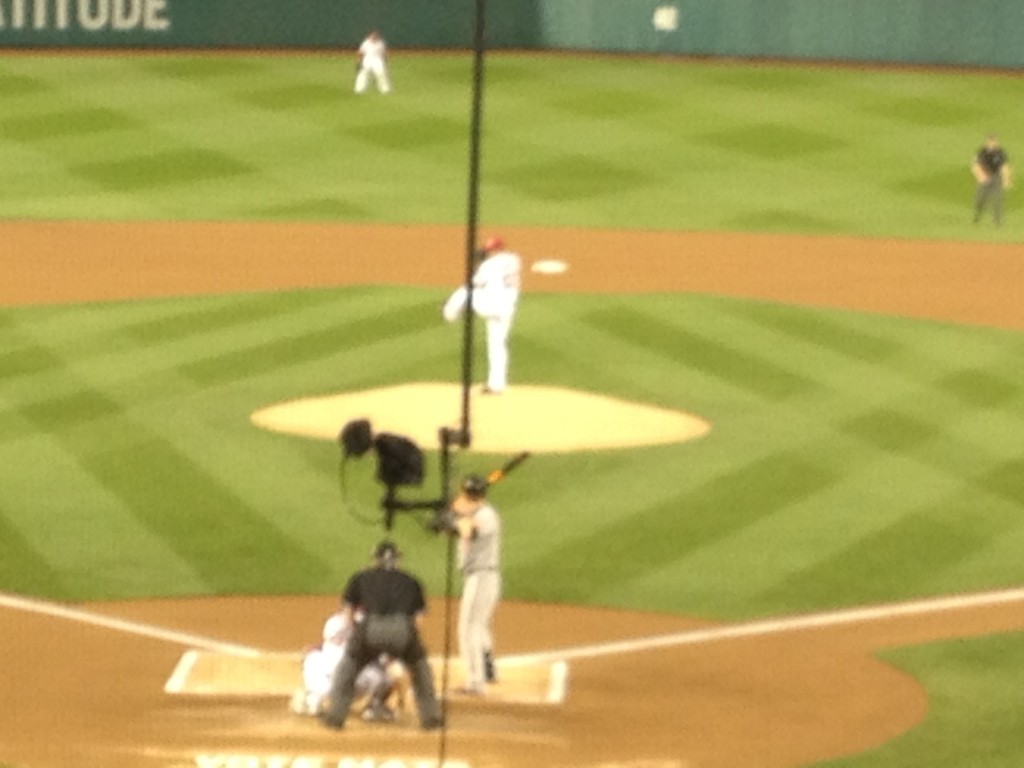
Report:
426,509,457,535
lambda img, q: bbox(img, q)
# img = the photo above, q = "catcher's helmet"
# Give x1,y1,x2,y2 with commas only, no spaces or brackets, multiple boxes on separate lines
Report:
483,236,505,252
461,474,488,498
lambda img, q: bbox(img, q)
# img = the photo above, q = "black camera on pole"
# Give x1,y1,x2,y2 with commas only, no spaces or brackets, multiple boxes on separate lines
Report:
338,419,457,531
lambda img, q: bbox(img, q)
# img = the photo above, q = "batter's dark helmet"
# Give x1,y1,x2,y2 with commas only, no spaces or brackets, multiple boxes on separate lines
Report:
461,474,488,498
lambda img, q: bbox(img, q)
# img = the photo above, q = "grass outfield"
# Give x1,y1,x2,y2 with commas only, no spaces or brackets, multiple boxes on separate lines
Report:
0,51,1023,240
1,52,1024,767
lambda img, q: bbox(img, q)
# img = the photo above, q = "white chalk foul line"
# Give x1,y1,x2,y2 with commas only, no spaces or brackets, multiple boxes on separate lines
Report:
0,591,263,658
546,660,569,704
500,585,1024,667
7,585,1024,687
164,649,199,693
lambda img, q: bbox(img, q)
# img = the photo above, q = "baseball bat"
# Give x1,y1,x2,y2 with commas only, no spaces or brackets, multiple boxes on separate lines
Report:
487,451,531,484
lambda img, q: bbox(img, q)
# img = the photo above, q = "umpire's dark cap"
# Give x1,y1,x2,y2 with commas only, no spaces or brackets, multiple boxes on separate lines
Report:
374,539,401,562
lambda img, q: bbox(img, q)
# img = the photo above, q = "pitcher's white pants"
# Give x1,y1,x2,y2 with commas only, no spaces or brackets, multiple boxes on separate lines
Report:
458,569,501,690
484,315,512,392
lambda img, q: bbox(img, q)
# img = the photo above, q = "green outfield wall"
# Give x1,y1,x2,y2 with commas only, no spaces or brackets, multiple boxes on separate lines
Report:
1,0,1022,69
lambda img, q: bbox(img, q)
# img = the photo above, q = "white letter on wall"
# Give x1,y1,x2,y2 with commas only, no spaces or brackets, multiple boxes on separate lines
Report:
78,0,109,30
143,0,168,30
112,0,140,28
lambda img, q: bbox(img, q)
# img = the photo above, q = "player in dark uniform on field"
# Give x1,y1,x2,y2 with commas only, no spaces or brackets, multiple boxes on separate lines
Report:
320,540,443,730
972,134,1013,224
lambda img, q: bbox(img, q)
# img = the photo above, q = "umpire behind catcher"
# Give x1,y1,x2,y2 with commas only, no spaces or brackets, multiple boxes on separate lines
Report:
320,540,443,730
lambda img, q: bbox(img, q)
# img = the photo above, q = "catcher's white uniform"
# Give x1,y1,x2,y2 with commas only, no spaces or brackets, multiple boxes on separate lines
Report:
291,612,393,716
354,31,391,94
443,240,522,393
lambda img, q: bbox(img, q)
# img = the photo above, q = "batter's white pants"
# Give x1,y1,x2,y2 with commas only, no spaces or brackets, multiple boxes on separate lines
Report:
355,60,391,94
459,570,501,690
484,315,512,392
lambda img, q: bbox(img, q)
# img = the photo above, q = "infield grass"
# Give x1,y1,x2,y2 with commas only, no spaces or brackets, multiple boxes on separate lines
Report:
822,632,1024,768
2,288,1023,612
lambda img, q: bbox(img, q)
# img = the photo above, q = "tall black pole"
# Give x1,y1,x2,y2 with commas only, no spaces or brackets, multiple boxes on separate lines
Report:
439,2,487,760
437,434,458,763
459,0,488,447
436,428,457,756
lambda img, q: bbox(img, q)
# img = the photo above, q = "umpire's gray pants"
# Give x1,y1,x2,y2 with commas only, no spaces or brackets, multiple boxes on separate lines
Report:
974,178,1004,223
323,614,440,727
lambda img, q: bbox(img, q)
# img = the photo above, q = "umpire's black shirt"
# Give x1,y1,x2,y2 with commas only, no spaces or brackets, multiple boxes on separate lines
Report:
977,146,1008,176
343,567,426,616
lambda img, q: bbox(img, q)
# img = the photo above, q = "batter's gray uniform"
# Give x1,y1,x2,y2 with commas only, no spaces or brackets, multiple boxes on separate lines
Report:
458,499,502,693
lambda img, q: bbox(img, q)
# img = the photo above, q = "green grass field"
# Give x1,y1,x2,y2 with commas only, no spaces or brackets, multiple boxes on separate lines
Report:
1,51,1024,766
2,52,1023,239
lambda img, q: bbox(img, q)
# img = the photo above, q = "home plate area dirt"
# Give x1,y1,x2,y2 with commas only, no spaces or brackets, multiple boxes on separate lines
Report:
1,220,1024,768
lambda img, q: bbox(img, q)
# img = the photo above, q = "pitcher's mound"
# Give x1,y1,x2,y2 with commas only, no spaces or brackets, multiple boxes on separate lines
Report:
251,383,710,453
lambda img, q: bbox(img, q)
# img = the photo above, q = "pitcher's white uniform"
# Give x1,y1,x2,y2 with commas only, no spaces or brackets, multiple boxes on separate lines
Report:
354,31,391,94
442,237,521,393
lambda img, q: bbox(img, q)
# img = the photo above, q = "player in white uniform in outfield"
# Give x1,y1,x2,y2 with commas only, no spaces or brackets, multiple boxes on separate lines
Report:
442,236,522,394
354,30,391,94
291,610,407,721
450,474,503,694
